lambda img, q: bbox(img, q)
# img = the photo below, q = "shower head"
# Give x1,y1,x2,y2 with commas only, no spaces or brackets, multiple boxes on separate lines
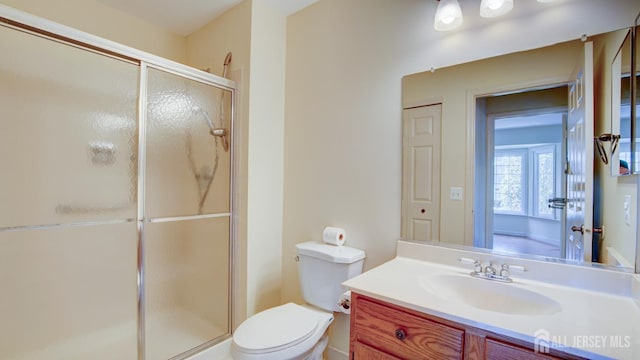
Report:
222,52,232,79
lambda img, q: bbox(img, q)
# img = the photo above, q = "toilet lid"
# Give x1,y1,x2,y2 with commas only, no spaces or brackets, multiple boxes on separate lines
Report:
233,303,319,353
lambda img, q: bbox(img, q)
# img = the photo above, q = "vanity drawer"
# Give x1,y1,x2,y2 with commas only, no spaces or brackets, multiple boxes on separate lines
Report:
352,296,464,359
485,339,563,360
352,341,402,360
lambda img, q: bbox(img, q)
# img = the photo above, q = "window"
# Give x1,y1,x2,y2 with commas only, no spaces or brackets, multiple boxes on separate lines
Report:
533,146,556,218
494,150,526,214
494,145,557,219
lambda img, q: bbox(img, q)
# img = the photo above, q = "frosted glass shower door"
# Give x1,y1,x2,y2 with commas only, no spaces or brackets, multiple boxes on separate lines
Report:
0,27,138,229
0,24,139,359
145,68,231,218
144,67,232,359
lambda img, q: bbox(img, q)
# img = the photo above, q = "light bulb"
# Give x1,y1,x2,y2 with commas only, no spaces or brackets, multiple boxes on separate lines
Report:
434,0,463,31
480,0,513,18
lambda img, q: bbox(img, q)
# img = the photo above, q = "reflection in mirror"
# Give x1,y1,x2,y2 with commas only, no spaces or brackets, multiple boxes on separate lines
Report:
635,21,640,174
402,28,638,272
610,29,632,176
475,88,566,260
636,19,640,274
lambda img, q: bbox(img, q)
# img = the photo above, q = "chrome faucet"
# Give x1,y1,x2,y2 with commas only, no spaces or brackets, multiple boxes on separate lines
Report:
458,258,526,283
484,262,497,276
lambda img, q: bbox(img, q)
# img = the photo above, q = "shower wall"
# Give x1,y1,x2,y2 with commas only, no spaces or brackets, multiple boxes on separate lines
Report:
0,13,233,360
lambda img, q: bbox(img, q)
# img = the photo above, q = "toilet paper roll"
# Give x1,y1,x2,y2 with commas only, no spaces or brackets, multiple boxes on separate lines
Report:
323,226,346,246
338,291,351,314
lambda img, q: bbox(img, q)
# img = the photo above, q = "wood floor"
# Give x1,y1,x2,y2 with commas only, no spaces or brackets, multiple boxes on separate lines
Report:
492,234,561,258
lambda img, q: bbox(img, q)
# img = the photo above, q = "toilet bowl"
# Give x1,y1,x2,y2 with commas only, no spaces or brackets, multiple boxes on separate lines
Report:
231,303,333,360
231,241,366,360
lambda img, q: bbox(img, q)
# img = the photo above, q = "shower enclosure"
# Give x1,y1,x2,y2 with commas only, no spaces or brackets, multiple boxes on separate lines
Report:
0,6,234,360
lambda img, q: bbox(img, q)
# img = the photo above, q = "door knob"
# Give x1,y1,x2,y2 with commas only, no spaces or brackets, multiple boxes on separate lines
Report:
571,225,584,234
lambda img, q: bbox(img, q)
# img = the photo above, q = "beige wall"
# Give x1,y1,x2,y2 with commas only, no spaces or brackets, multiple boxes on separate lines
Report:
187,0,288,322
0,0,186,63
245,1,287,316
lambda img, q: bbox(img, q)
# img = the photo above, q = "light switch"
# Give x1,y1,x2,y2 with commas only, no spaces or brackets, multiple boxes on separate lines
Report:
450,187,463,201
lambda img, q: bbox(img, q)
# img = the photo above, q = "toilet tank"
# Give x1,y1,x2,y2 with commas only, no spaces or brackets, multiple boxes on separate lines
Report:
295,241,366,312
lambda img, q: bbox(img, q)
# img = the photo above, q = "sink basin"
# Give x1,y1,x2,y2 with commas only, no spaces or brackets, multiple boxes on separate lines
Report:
419,273,562,316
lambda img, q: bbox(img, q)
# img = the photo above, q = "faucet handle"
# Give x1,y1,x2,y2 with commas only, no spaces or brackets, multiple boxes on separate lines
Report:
458,257,475,265
503,263,527,273
473,260,483,273
500,263,527,278
500,264,510,277
458,257,483,273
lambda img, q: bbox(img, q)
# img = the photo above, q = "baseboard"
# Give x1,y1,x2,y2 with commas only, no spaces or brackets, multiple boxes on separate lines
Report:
326,345,349,360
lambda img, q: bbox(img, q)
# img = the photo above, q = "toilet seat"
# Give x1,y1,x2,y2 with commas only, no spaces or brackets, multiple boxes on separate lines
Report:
231,303,333,360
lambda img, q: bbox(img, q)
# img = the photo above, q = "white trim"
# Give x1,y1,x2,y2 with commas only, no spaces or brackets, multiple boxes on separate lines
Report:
326,346,349,360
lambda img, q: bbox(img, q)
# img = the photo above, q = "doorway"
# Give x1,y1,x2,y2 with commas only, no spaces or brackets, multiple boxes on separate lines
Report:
474,86,568,259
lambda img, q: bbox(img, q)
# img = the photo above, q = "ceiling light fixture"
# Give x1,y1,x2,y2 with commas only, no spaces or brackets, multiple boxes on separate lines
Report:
435,0,553,31
480,0,513,18
434,0,463,32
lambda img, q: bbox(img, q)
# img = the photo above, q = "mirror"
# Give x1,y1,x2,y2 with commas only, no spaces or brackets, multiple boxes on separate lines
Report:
610,29,632,176
402,27,638,272
635,19,640,175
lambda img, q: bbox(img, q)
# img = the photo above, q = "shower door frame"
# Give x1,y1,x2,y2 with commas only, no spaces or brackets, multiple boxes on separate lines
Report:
0,5,237,360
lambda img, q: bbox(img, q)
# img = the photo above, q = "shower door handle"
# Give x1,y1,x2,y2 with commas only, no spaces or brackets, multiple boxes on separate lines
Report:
210,128,230,152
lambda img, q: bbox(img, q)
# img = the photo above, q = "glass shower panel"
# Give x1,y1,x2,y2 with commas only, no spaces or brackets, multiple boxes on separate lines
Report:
146,68,231,218
0,26,139,229
144,217,230,360
0,223,138,360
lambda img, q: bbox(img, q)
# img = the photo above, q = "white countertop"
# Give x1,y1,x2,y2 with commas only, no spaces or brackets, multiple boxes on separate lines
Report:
343,242,640,359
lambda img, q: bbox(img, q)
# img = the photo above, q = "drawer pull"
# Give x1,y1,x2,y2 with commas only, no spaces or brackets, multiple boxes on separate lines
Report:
394,328,407,341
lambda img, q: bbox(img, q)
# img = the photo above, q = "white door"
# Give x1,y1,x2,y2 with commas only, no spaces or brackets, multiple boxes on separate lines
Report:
402,105,441,241
565,41,594,262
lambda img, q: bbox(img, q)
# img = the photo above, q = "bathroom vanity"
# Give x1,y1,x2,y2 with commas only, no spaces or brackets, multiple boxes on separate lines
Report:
350,292,574,359
343,241,640,360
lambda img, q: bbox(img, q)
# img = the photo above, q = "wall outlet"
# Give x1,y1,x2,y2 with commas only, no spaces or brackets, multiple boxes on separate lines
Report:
450,187,463,201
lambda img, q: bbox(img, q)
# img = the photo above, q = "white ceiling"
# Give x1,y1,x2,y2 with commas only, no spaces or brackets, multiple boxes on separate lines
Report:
96,0,318,36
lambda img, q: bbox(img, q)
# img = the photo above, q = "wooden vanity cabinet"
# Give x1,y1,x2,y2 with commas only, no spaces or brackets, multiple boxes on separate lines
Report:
350,293,585,360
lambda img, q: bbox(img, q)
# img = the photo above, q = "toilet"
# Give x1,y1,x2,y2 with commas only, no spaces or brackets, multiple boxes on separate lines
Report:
231,241,366,360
